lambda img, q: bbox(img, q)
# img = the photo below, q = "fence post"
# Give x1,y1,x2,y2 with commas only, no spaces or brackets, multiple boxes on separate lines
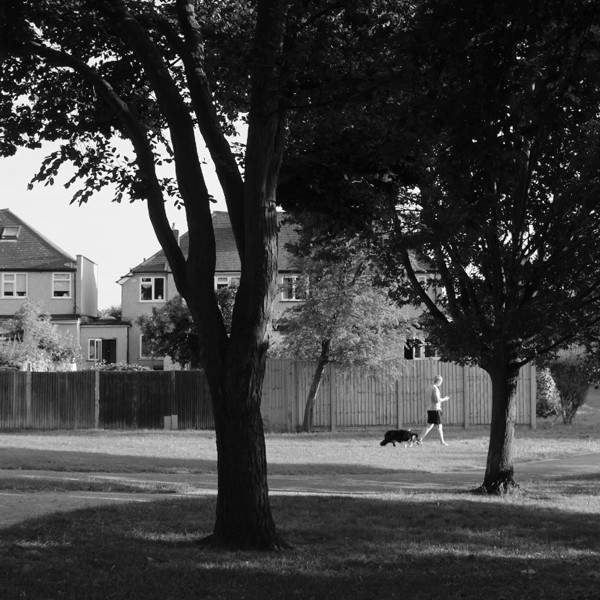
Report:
462,366,469,429
396,379,402,429
25,365,32,428
530,363,537,430
94,370,100,429
329,365,337,432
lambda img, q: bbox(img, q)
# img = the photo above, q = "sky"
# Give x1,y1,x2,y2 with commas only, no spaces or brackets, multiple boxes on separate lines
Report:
0,145,227,310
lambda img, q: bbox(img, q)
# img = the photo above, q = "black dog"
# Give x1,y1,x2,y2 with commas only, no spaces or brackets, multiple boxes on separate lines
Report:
380,429,421,448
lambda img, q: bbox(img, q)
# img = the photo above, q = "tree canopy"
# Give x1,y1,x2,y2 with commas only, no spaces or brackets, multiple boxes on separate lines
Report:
281,0,600,492
276,236,410,430
0,0,414,547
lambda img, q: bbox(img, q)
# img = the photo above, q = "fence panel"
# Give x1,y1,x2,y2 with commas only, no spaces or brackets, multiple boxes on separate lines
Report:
99,372,139,429
31,372,95,429
172,371,213,429
260,359,535,431
0,371,27,429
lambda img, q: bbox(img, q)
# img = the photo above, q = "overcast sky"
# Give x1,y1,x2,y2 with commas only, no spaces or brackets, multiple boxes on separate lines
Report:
0,145,227,310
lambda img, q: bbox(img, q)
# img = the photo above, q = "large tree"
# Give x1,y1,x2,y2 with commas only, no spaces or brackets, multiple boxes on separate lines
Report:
275,239,410,432
381,0,600,493
281,0,600,493
0,0,408,546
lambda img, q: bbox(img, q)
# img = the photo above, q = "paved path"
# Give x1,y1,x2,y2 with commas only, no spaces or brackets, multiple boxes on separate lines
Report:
0,453,598,529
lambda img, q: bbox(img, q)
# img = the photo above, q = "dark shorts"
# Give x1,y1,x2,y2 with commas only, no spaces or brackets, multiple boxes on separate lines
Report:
427,410,442,425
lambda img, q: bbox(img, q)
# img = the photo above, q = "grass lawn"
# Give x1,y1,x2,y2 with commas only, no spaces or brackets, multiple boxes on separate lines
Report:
0,398,599,599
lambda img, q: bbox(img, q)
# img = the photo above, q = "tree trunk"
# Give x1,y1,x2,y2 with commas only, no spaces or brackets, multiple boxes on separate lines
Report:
479,349,521,494
208,348,285,549
302,339,331,432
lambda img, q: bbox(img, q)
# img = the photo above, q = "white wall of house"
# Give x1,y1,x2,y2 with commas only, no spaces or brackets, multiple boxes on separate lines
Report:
120,271,176,369
0,270,77,315
79,323,130,365
76,255,98,318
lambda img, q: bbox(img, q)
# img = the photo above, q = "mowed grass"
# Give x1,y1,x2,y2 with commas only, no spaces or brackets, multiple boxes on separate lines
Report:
0,418,599,476
0,396,599,600
1,488,600,599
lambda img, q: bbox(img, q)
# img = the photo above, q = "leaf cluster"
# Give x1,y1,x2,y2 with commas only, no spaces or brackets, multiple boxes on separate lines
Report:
276,242,412,372
0,300,81,369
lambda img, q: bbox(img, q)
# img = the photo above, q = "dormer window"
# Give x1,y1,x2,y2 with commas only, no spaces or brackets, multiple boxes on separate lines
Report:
0,226,21,240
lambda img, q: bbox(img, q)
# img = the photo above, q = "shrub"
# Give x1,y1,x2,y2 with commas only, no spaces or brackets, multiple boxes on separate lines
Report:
549,355,595,424
536,367,561,419
91,361,151,372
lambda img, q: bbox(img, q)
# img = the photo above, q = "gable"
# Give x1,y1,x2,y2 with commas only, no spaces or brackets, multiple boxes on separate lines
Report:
0,209,77,271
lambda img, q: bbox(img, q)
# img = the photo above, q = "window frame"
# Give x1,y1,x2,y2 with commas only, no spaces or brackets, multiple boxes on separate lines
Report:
88,338,102,361
0,226,21,240
140,334,152,359
52,272,72,299
280,275,302,302
214,276,240,290
404,337,438,360
139,276,166,302
1,273,28,298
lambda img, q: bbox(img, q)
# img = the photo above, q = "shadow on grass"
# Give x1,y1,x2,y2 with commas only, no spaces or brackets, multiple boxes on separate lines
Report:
0,446,434,476
1,494,599,600
0,446,218,474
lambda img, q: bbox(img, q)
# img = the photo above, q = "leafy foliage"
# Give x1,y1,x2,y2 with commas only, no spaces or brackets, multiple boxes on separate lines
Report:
91,360,151,371
137,289,237,368
550,353,598,425
276,252,410,372
536,367,561,419
0,301,81,370
137,296,200,369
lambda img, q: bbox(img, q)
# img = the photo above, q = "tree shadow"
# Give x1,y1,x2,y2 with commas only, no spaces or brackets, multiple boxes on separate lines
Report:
1,494,598,600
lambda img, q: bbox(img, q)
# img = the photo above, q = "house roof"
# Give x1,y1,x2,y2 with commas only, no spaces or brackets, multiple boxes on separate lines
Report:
128,211,300,275
0,208,77,271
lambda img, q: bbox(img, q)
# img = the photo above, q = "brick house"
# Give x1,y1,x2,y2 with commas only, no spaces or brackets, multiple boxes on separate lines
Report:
0,208,129,366
118,211,301,369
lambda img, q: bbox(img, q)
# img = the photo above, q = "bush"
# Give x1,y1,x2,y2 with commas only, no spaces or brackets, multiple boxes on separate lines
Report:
549,355,594,424
536,367,561,419
90,361,151,372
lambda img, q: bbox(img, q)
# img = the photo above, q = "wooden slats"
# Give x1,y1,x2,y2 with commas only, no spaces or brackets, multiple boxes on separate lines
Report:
0,359,535,432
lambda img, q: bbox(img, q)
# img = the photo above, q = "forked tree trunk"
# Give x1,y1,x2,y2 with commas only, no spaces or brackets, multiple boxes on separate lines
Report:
479,349,521,494
302,339,331,432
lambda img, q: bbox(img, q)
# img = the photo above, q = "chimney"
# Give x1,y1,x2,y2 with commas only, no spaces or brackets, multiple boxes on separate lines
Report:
172,223,180,244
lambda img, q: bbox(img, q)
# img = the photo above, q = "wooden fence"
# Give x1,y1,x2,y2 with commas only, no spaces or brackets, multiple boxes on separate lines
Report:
0,359,536,432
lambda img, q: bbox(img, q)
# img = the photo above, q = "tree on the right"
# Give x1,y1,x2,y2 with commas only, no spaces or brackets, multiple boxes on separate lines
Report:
379,0,600,493
277,0,600,493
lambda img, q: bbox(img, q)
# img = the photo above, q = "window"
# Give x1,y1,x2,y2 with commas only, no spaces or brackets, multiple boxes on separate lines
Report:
0,226,21,240
281,276,303,301
53,273,72,298
2,273,27,297
140,276,165,301
404,338,438,360
214,276,240,290
88,339,101,361
140,334,152,358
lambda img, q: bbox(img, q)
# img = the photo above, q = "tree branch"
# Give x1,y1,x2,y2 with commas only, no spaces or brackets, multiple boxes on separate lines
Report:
23,38,188,290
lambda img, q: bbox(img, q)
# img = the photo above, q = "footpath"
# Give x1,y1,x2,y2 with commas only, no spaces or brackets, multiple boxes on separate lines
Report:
0,453,598,529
